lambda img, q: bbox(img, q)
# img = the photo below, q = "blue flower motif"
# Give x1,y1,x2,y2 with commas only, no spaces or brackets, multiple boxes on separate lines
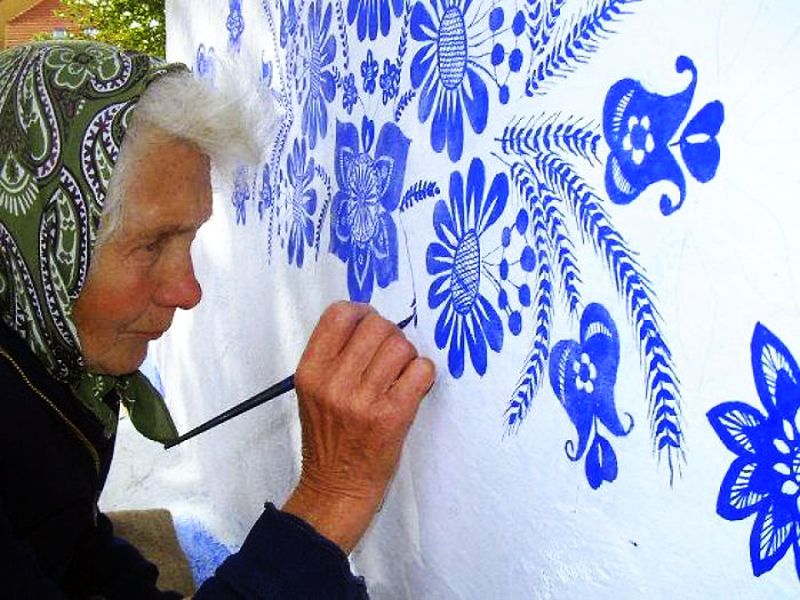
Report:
379,58,400,105
548,303,633,489
232,166,250,225
603,56,725,215
330,117,410,301
708,323,800,579
426,158,507,378
410,0,490,162
226,0,245,53
347,0,404,41
302,0,337,150
342,72,358,114
285,139,317,267
360,49,378,94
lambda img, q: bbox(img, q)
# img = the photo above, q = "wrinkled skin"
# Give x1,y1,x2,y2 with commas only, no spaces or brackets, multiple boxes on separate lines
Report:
285,302,435,552
72,130,210,375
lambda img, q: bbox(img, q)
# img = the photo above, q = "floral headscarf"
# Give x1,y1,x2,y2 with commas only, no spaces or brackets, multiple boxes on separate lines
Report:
0,41,184,442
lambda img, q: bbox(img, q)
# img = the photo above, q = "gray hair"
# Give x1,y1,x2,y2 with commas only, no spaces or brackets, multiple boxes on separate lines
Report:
97,66,276,246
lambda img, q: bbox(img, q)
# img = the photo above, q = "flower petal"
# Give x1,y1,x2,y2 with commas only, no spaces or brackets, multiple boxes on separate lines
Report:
320,70,336,102
431,91,448,154
716,457,770,521
428,274,451,310
426,241,454,276
750,500,796,576
465,157,485,225
448,317,465,378
446,93,464,162
476,294,503,352
462,67,488,134
347,244,374,302
751,322,800,417
432,199,458,249
448,169,466,238
434,299,455,349
477,171,508,234
410,2,436,42
465,312,488,375
707,401,767,457
410,44,435,90
372,214,398,288
320,34,336,67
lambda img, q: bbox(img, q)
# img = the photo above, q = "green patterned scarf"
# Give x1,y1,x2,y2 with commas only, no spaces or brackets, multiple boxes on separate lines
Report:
0,41,183,443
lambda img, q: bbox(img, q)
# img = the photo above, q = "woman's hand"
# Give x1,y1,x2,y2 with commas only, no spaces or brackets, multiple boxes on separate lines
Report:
282,301,435,553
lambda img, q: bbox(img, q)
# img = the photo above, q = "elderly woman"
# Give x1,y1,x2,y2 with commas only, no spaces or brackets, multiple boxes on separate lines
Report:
0,41,434,598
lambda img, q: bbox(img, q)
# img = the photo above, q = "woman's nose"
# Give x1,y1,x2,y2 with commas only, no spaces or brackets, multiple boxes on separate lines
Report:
157,258,202,310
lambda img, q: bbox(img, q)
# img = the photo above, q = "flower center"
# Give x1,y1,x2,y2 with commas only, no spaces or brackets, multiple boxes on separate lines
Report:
347,154,380,244
437,7,468,91
631,124,649,149
451,229,480,314
579,362,593,383
309,49,322,93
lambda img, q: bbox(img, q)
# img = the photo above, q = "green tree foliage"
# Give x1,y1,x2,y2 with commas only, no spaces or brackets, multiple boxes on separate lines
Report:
55,0,166,57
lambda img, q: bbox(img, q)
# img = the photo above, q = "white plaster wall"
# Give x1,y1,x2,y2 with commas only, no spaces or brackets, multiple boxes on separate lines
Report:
103,0,800,597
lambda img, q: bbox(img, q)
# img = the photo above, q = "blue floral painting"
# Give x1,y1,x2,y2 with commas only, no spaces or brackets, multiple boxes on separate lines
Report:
603,56,725,215
426,158,508,377
549,303,633,489
301,0,337,149
409,0,489,162
250,0,729,484
329,117,410,302
708,324,800,579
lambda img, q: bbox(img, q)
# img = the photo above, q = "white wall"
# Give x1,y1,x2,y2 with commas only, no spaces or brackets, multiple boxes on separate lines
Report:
104,0,800,597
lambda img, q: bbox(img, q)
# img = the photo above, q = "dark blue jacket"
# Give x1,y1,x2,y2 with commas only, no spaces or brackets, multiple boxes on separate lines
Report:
0,321,368,598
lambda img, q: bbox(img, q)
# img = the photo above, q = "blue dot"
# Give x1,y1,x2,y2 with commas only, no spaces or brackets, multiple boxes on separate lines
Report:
489,7,504,31
518,284,531,307
512,11,525,36
515,209,528,234
509,48,523,73
501,226,511,247
520,246,535,272
491,43,505,67
509,311,522,335
499,85,509,104
498,288,509,310
500,259,509,280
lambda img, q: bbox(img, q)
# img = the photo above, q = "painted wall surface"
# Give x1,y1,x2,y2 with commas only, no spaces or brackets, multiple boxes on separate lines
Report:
104,0,800,597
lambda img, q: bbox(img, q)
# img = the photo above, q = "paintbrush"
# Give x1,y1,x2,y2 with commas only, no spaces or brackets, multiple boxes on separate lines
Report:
163,312,415,449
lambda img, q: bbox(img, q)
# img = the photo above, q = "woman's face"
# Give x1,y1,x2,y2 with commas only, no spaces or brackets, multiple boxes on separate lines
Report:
72,132,212,375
